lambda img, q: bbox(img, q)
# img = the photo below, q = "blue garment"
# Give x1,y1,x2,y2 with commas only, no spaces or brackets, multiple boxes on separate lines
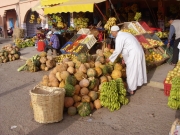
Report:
168,25,175,41
44,39,49,46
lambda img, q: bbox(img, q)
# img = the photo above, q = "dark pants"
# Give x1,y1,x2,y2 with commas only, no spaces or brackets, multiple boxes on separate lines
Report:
44,45,53,53
172,38,180,64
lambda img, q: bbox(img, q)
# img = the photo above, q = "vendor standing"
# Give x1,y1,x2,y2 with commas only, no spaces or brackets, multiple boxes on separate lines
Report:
107,26,147,95
167,17,180,66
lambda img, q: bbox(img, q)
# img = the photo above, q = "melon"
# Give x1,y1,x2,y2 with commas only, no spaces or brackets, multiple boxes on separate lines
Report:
79,78,90,87
68,107,77,116
87,68,96,77
88,91,98,101
64,97,74,108
80,87,89,95
94,99,101,109
111,70,122,79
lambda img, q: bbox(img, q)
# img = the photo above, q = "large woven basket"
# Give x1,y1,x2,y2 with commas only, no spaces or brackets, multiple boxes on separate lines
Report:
30,85,65,124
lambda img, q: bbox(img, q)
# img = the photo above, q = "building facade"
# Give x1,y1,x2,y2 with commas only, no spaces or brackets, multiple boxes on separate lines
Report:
0,0,46,38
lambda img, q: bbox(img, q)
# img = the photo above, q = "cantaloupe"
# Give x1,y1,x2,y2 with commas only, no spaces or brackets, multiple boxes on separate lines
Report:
64,97,74,108
68,106,77,116
94,99,101,109
88,91,98,101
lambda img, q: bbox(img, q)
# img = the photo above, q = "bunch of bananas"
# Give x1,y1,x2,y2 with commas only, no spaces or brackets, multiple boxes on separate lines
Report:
37,17,41,24
168,77,180,110
134,12,141,21
29,14,35,24
55,54,77,63
73,18,89,31
104,17,117,33
100,78,129,112
48,14,64,28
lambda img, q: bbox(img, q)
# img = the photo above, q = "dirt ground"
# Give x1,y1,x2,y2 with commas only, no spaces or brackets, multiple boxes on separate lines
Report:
0,38,180,135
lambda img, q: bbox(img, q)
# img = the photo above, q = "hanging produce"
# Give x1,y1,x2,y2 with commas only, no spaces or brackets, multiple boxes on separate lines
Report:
104,17,117,33
134,12,141,21
73,17,89,31
37,17,41,24
48,14,65,29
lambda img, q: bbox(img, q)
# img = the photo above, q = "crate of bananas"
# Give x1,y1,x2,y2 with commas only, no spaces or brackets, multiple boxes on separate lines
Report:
71,43,89,55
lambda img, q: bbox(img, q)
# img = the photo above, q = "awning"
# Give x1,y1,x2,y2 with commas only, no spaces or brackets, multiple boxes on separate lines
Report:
44,0,106,14
40,0,69,6
31,2,43,12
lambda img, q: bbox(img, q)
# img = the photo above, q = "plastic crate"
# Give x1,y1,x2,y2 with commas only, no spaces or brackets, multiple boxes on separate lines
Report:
72,43,89,55
60,41,73,54
135,35,151,49
164,80,171,96
121,22,139,35
139,21,153,33
131,21,146,34
161,45,173,64
151,34,164,46
81,35,97,49
69,34,81,42
77,28,90,35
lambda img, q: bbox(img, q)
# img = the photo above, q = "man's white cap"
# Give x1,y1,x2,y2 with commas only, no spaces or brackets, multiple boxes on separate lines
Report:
111,25,120,31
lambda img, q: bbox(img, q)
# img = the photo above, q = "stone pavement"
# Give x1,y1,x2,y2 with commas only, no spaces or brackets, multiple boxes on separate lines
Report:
0,37,174,89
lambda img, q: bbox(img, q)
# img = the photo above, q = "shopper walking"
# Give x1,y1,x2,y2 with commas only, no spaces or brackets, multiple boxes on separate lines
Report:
107,26,147,95
167,17,180,66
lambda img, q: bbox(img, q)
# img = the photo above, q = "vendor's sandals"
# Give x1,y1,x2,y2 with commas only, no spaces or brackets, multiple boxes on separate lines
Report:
169,62,176,66
126,91,134,96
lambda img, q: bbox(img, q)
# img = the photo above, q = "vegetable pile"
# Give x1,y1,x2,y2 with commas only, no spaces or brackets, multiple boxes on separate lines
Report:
17,52,56,72
0,44,20,63
168,77,180,110
14,38,35,48
39,48,128,117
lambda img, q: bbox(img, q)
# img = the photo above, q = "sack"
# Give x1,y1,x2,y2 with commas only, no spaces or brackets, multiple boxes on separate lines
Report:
169,119,180,135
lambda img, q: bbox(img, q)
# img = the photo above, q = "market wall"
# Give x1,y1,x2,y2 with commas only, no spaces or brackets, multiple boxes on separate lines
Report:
6,10,17,29
19,0,45,29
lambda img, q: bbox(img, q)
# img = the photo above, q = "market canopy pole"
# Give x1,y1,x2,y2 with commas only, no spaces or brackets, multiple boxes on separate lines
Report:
144,0,158,28
94,4,107,21
108,0,121,23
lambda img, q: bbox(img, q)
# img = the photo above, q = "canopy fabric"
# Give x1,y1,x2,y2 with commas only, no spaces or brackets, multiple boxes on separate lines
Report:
44,0,106,14
40,0,69,6
31,2,43,11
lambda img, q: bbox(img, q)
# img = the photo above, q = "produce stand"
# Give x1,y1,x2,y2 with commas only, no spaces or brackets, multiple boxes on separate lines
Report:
121,21,170,69
60,28,97,55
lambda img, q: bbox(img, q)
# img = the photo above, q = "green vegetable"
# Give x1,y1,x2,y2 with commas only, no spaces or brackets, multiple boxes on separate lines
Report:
77,102,91,117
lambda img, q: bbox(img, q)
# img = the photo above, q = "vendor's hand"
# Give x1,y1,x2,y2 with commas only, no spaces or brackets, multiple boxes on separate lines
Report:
122,59,125,64
167,43,170,48
106,59,110,63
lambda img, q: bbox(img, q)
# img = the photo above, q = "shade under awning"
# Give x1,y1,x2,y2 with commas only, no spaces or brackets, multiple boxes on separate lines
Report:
44,0,106,14
40,0,69,6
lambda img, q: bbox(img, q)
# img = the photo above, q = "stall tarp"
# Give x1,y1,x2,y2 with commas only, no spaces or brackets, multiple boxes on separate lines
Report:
40,0,69,6
44,0,106,14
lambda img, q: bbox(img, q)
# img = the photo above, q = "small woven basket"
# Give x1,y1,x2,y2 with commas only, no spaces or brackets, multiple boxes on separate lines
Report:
30,85,65,124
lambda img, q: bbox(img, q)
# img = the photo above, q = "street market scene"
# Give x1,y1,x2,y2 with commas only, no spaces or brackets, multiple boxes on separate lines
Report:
0,0,180,134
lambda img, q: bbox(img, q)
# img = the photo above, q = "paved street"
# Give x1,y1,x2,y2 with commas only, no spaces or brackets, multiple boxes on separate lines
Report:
0,38,179,135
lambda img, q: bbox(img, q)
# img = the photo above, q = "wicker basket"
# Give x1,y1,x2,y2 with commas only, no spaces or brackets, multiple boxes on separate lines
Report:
30,85,65,124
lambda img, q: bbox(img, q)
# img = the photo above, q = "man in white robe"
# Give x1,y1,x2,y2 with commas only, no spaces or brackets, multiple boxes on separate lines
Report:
107,26,147,95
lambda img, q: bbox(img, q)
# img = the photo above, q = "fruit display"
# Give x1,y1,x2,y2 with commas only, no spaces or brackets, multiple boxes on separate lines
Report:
165,61,180,84
146,38,164,46
73,17,89,31
145,51,163,64
168,77,180,110
14,37,36,48
55,54,77,63
39,49,127,117
155,31,168,39
29,14,35,24
104,17,117,33
17,52,56,72
100,78,129,112
0,44,20,63
132,22,145,34
66,39,85,53
48,14,65,29
121,28,138,35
